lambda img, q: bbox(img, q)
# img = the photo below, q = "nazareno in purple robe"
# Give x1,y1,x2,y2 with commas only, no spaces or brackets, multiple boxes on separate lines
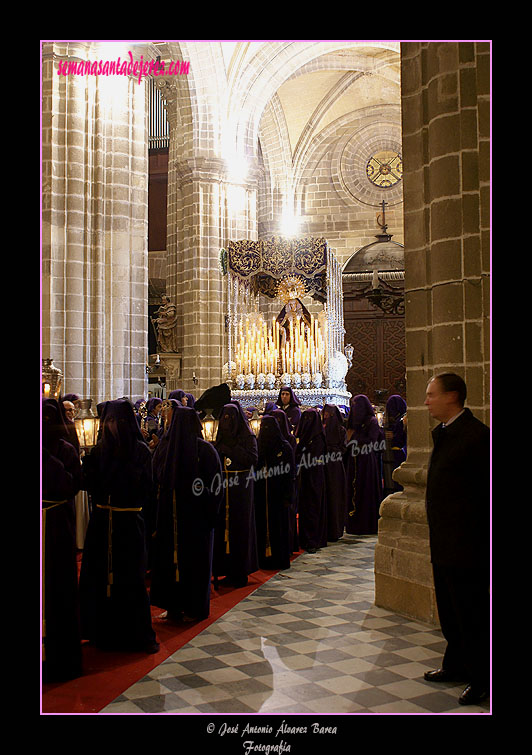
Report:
383,394,407,497
79,399,158,652
255,416,294,570
276,386,302,433
150,404,223,620
145,396,163,438
295,408,328,552
321,404,347,542
271,409,299,552
213,403,259,587
168,389,186,404
344,394,385,535
42,398,83,682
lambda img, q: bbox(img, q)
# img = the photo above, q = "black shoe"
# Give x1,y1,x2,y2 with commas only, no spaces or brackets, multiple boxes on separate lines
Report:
166,610,183,622
459,684,488,705
423,668,466,683
306,547,317,554
144,641,160,655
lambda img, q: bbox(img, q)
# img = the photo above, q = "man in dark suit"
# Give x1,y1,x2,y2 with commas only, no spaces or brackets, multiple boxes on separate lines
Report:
423,373,490,706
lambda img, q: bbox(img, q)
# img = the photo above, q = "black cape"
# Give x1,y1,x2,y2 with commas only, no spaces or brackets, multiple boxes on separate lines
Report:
254,416,295,570
150,405,223,619
213,403,259,585
79,400,157,651
295,409,328,551
42,399,83,682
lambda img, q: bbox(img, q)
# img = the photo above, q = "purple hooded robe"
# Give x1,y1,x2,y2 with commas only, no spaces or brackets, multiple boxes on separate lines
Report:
79,399,158,652
322,404,347,542
276,386,302,433
344,395,385,535
212,403,259,586
42,398,83,682
271,409,299,552
295,408,328,552
255,416,295,570
383,394,407,496
150,404,223,620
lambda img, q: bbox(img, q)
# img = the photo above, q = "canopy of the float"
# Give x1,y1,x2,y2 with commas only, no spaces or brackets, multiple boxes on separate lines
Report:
220,236,344,364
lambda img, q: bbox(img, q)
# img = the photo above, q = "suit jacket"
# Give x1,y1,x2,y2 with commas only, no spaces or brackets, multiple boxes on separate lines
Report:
425,408,490,569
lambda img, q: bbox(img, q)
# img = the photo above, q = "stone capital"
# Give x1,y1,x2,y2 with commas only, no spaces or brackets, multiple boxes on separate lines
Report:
172,156,261,190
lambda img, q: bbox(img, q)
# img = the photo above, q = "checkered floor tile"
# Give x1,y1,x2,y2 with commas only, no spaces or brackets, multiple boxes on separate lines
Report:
101,535,490,715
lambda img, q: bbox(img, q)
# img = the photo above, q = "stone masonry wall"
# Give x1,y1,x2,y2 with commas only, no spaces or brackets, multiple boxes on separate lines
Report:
42,42,150,404
374,41,490,624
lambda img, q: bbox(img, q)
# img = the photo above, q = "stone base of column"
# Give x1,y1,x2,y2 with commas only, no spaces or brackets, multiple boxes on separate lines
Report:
374,474,439,626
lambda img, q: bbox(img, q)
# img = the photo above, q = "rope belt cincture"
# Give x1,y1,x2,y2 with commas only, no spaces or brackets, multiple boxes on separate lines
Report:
97,500,143,597
223,460,248,556
42,500,69,661
172,490,179,582
349,455,357,517
264,468,272,558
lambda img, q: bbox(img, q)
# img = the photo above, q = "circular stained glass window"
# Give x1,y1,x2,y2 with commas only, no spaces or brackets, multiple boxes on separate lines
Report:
366,150,403,188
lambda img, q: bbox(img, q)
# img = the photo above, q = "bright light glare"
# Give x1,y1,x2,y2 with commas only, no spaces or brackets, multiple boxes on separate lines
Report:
226,154,248,184
280,209,300,236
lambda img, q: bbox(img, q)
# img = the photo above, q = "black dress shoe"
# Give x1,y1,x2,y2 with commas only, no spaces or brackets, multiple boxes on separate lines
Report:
423,668,466,683
459,684,488,705
144,642,160,655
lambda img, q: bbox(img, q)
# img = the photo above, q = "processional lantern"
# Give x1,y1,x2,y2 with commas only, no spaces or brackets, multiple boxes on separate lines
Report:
74,399,100,450
201,410,218,443
249,409,262,436
42,358,63,399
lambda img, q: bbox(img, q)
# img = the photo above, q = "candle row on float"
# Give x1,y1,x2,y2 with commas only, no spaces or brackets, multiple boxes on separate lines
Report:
234,314,325,376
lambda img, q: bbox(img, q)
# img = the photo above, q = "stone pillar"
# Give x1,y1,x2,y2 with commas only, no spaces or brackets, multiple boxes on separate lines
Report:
160,73,259,396
42,42,152,404
374,42,490,624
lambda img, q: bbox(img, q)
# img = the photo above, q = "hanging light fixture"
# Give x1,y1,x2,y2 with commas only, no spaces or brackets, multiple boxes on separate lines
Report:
250,408,262,437
42,358,63,399
201,410,218,443
74,399,100,450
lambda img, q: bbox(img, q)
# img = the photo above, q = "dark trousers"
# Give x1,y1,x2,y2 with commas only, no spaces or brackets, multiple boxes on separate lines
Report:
432,563,490,687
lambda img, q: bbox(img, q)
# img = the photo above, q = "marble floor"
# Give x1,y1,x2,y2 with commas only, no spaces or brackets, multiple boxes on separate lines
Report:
101,535,490,716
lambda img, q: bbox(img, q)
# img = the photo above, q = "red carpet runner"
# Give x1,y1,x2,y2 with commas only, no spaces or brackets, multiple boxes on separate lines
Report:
41,553,301,714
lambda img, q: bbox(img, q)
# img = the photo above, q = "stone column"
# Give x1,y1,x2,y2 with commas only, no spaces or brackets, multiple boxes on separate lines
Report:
160,72,259,396
374,42,490,624
42,42,152,404
169,160,260,396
